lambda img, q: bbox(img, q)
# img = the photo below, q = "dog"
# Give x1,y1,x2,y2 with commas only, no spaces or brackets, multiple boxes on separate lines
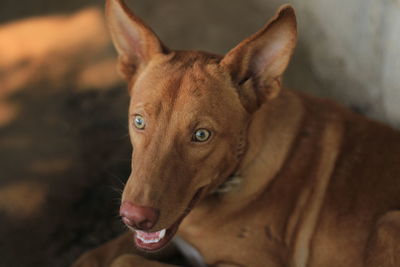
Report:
73,0,400,266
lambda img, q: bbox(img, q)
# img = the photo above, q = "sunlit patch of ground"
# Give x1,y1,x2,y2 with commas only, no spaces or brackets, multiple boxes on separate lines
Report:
0,181,47,218
0,7,121,97
0,100,19,126
29,158,72,174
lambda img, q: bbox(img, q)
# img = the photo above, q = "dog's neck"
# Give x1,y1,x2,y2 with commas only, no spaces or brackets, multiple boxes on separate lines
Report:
219,90,305,201
206,90,304,199
212,129,248,194
212,172,243,194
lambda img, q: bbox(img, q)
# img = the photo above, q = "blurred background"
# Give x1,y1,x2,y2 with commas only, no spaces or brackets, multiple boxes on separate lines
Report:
0,0,399,266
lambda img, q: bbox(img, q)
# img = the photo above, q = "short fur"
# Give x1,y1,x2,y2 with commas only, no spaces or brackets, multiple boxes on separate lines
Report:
73,0,400,266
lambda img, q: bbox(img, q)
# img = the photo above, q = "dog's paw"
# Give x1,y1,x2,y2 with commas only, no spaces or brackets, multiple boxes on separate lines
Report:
110,254,151,267
211,262,244,267
71,252,102,267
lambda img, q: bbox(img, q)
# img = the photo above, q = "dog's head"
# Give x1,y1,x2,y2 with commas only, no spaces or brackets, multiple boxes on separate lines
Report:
106,0,297,251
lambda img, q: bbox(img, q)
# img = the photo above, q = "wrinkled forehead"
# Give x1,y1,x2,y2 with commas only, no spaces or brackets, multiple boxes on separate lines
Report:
129,52,243,117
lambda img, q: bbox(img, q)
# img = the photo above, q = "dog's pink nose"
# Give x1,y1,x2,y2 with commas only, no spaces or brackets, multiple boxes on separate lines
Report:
119,201,159,230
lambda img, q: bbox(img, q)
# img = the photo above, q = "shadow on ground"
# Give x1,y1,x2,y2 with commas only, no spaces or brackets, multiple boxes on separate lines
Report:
0,83,131,267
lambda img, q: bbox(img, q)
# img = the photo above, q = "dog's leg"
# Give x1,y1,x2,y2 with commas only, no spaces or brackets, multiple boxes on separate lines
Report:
72,232,178,267
73,232,133,267
364,211,400,267
110,254,178,267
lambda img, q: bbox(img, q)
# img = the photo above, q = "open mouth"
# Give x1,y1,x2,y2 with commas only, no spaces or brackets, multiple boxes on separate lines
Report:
132,187,204,252
133,219,181,251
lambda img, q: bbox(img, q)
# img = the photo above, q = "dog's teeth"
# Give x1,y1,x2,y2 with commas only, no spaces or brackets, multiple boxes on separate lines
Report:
135,229,167,244
159,229,166,239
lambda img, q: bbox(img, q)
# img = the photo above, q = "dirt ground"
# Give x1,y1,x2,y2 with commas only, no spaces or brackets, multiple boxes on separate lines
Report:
0,85,131,267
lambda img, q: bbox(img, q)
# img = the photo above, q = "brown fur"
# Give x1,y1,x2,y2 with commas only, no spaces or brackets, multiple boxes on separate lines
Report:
73,0,400,266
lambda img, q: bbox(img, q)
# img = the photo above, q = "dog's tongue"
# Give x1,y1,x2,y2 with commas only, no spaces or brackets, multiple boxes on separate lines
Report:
135,229,166,244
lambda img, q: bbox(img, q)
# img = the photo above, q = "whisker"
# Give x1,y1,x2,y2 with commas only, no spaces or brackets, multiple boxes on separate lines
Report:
112,158,132,162
119,133,130,139
106,171,127,188
110,186,123,195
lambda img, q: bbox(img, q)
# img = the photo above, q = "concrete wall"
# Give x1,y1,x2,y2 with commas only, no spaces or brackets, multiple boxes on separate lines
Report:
286,0,400,125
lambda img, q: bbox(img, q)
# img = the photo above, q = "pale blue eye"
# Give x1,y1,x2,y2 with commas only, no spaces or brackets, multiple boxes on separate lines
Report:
134,115,145,129
192,129,211,142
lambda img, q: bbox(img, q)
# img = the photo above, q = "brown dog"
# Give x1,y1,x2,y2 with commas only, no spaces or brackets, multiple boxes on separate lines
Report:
73,0,400,266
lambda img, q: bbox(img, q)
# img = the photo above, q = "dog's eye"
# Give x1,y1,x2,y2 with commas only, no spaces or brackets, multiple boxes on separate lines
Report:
133,115,145,129
192,129,211,142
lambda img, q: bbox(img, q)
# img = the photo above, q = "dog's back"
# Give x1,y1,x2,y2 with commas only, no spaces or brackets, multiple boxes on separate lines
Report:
299,92,400,266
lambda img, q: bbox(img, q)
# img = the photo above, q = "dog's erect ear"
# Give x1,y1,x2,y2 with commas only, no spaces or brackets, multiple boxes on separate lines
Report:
105,0,167,81
221,5,297,113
